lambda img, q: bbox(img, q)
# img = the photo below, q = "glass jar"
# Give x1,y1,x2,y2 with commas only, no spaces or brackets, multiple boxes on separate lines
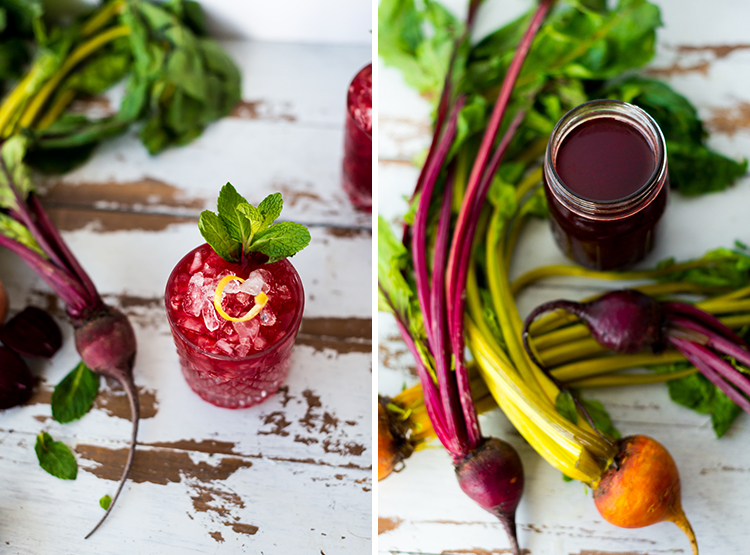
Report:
342,63,372,211
165,244,305,409
542,100,669,271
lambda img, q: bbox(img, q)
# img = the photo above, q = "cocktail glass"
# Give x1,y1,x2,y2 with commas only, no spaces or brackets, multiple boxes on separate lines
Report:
342,63,372,211
165,243,305,408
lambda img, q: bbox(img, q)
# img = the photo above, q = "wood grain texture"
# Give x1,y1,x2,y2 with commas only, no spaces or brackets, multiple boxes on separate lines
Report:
377,0,750,554
0,40,372,555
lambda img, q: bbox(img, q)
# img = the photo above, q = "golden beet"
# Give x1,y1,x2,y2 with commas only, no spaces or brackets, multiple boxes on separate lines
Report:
594,435,698,554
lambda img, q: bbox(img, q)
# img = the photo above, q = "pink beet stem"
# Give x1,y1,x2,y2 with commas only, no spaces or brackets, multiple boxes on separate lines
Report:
430,167,472,457
669,315,750,377
670,337,750,414
394,319,454,451
664,301,748,347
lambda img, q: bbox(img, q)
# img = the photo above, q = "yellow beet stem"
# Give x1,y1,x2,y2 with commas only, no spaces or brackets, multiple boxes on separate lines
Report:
511,257,734,297
17,25,131,131
567,367,698,388
213,275,268,322
81,0,126,37
467,318,609,484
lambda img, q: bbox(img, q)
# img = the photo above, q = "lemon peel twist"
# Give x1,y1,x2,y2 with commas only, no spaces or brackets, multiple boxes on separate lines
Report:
213,275,268,322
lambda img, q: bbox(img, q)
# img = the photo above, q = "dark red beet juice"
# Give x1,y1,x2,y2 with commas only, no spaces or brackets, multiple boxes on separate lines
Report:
165,243,304,408
556,118,655,202
543,100,669,270
342,63,372,211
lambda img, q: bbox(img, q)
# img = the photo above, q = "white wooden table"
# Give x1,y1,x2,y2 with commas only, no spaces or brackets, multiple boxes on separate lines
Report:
378,0,750,553
0,41,372,554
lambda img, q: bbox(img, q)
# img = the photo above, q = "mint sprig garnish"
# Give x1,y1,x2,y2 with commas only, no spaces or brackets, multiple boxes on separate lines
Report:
199,183,311,263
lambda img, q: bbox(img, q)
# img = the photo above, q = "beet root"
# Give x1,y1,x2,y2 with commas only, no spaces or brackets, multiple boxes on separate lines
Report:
455,437,524,555
73,305,139,539
0,346,34,409
594,435,698,554
378,398,415,480
0,306,62,358
0,278,7,323
525,289,666,356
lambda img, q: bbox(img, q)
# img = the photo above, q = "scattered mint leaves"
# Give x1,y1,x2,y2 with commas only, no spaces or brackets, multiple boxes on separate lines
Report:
51,361,100,424
100,494,112,510
35,431,77,480
199,183,310,264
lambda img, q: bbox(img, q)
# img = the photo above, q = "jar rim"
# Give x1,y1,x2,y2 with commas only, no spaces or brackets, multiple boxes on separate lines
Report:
544,99,667,215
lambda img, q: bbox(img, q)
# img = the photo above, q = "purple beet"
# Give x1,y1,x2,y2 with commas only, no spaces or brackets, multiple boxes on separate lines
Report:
0,346,34,409
0,306,62,358
524,289,750,420
73,305,139,539
455,437,525,553
524,290,666,356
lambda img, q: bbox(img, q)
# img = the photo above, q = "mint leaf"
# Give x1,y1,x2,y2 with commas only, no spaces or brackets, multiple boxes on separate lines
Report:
555,390,578,424
203,187,309,262
51,361,100,424
35,431,77,480
217,183,252,243
251,222,311,263
236,202,266,235
257,192,283,228
198,209,240,262
100,494,112,510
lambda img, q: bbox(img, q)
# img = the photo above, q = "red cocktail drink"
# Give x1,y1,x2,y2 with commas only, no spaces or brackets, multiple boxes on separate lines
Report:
342,63,372,211
165,243,305,408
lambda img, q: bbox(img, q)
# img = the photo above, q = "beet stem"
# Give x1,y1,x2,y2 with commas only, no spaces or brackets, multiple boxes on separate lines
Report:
0,232,90,314
85,373,139,539
665,301,747,347
670,337,750,414
394,319,453,451
1,161,69,274
28,194,102,306
429,165,472,455
522,300,616,446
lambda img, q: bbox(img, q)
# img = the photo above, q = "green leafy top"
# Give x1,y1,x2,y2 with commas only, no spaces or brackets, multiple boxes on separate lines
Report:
199,183,310,264
378,0,746,197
